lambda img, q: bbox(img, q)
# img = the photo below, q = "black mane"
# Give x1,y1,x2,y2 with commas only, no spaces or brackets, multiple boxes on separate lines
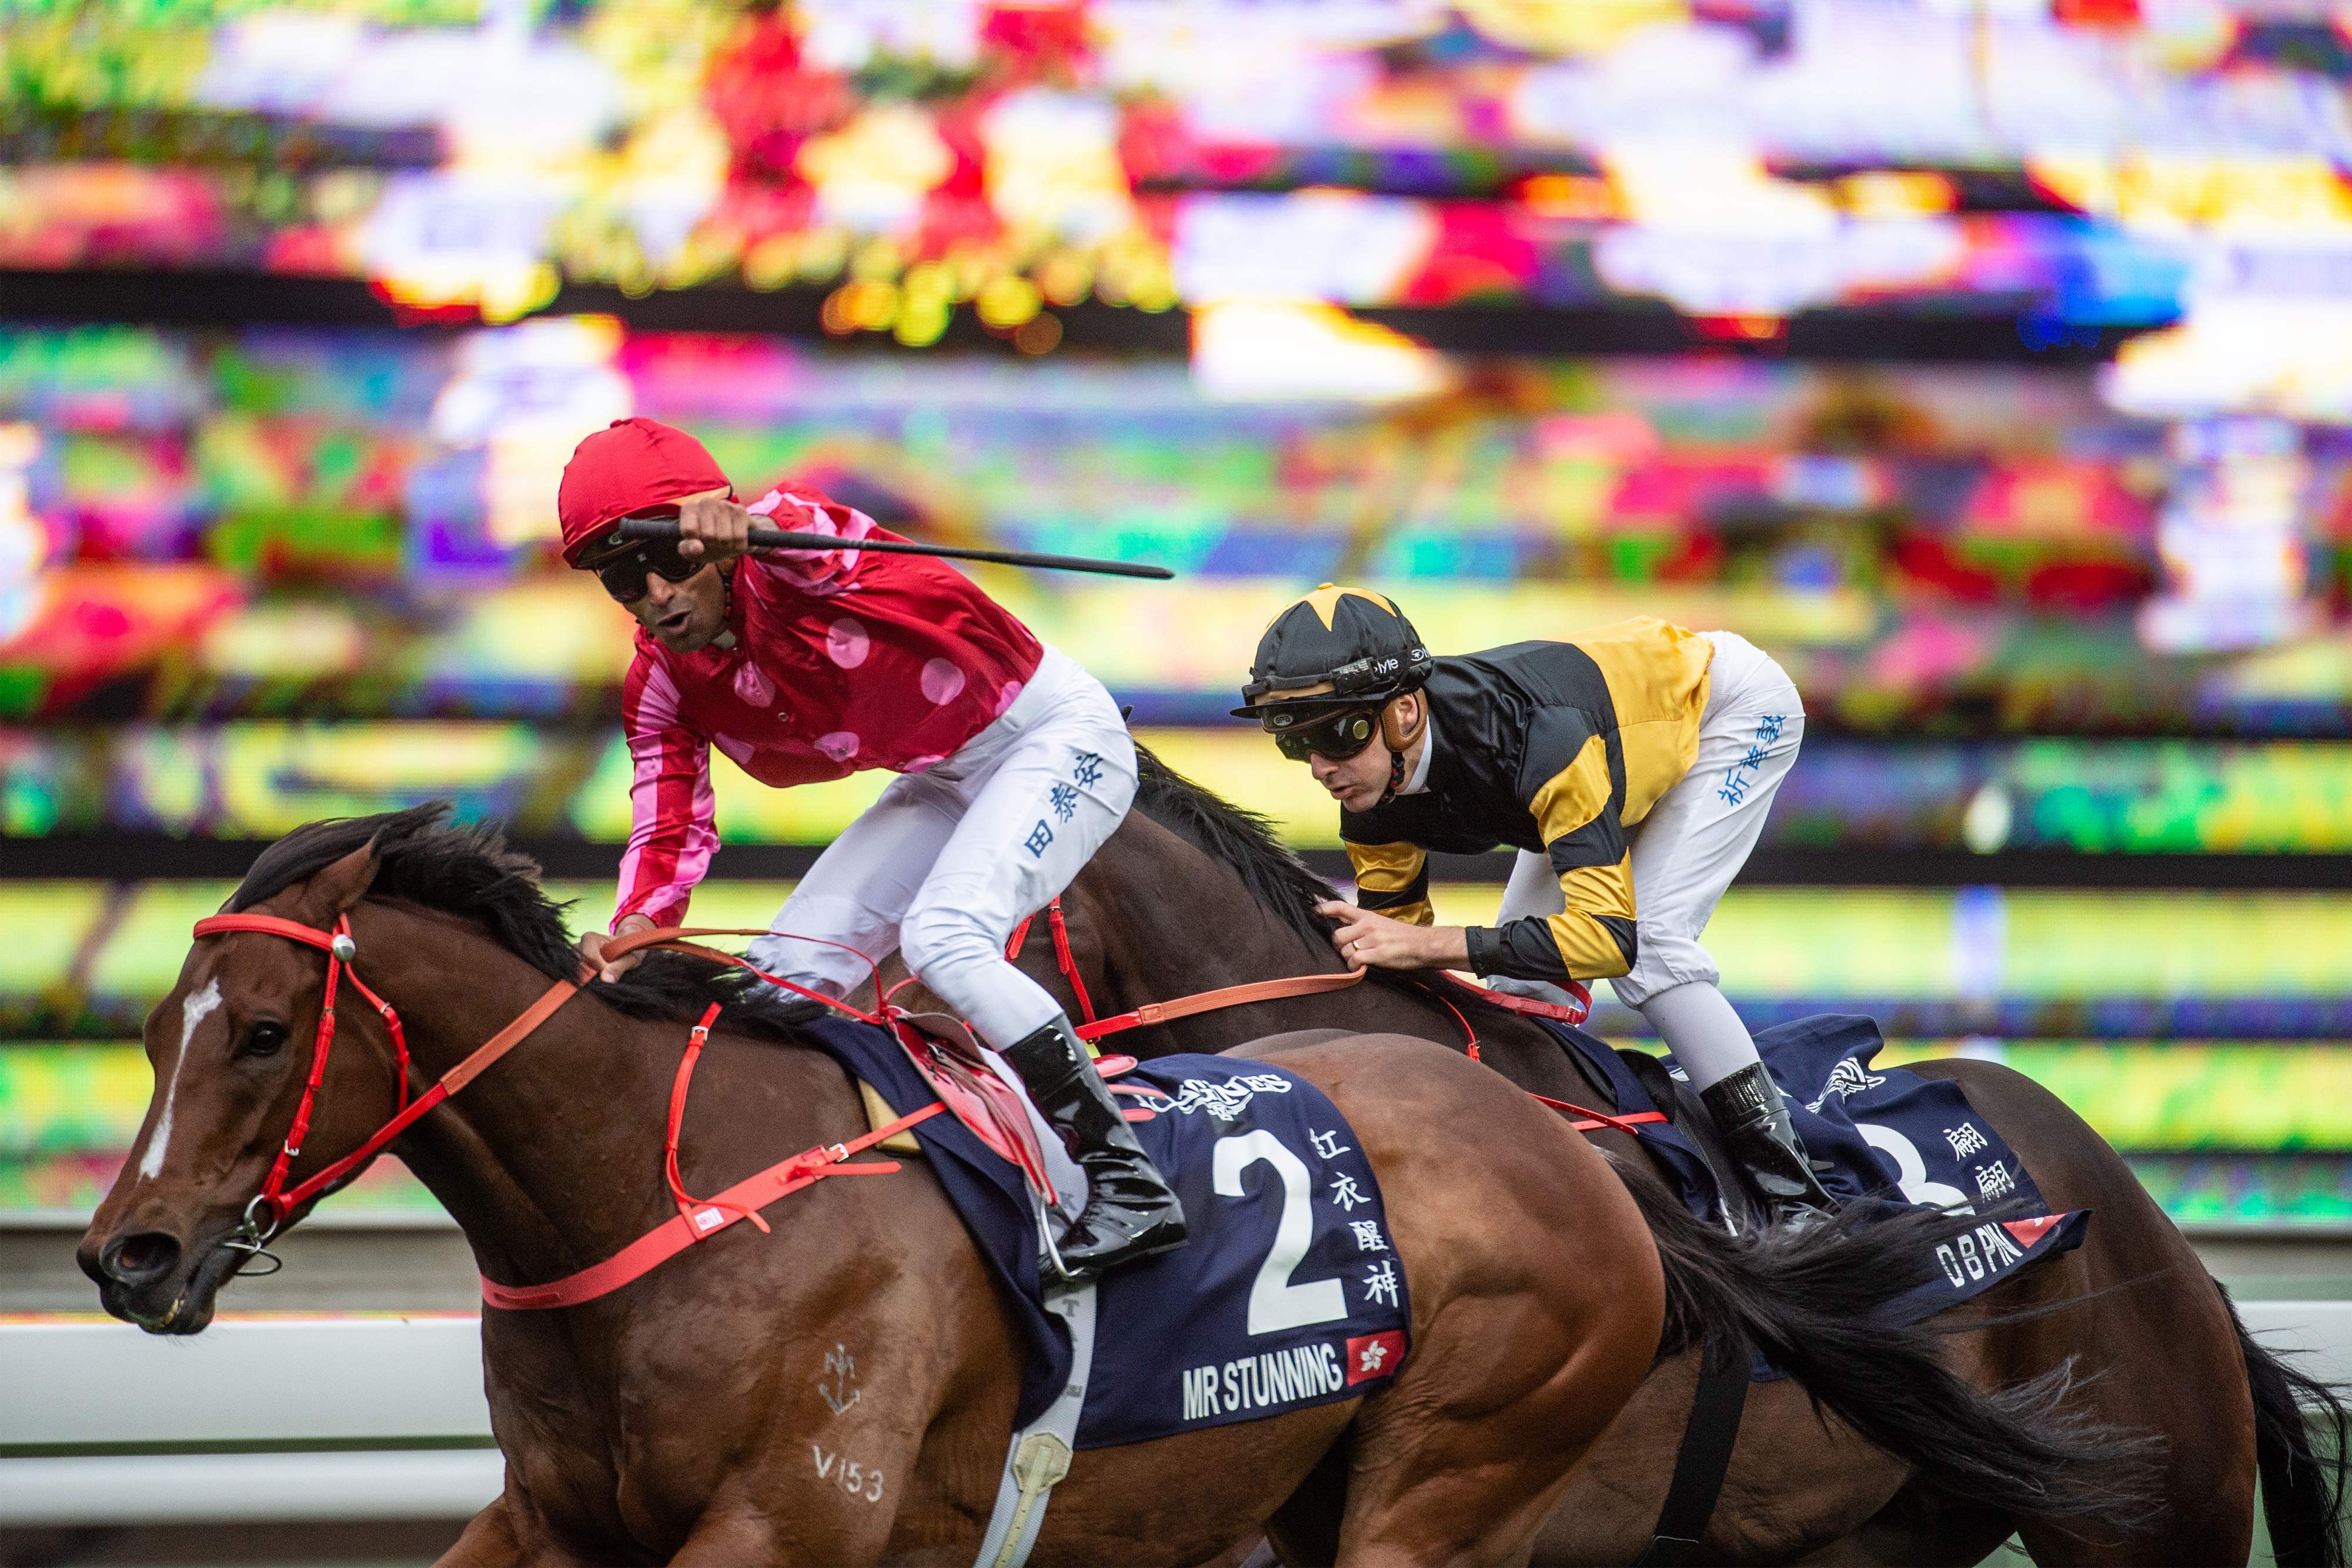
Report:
1132,743,1341,954
230,803,823,1041
1128,744,1534,1031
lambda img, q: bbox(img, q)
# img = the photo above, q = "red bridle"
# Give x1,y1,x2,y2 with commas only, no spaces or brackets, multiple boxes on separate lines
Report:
187,911,587,1259
181,910,933,1301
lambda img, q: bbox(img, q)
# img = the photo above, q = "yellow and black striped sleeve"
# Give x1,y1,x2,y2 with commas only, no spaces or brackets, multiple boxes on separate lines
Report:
1345,838,1433,927
1465,733,1639,981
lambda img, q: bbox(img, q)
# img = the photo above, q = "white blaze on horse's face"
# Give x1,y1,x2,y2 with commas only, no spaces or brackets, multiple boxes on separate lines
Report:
140,978,222,1181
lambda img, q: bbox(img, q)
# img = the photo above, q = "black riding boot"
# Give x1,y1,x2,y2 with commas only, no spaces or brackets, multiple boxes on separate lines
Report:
998,1015,1188,1282
1700,1062,1838,1229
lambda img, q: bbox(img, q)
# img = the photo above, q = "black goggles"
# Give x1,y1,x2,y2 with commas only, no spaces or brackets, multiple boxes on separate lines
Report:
1267,708,1380,764
587,535,706,603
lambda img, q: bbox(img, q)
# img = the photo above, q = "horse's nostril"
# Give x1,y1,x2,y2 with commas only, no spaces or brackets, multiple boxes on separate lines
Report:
103,1231,182,1286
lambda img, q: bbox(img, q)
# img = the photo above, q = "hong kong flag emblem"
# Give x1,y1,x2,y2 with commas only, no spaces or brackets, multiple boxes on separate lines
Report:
2002,1214,2063,1248
1346,1331,1407,1385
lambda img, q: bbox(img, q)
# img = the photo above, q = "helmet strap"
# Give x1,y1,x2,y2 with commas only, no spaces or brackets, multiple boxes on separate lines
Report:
1378,694,1425,755
1375,694,1424,807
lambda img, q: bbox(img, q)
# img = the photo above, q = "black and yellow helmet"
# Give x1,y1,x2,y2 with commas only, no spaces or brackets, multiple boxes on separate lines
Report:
1231,583,1432,726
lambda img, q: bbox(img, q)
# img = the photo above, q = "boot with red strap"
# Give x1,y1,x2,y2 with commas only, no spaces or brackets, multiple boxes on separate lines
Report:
998,1014,1188,1282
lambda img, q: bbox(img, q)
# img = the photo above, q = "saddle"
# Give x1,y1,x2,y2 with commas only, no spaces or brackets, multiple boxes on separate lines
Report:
592,924,1073,1204
867,1017,1057,1199
1581,1042,1760,1233
855,1017,1150,1216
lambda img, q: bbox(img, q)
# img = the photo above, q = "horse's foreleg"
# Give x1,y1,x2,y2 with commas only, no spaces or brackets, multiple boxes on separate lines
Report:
664,1510,786,1566
435,1492,564,1568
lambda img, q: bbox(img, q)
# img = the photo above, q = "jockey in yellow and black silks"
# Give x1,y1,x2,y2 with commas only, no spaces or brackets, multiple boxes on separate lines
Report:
1233,584,1836,1228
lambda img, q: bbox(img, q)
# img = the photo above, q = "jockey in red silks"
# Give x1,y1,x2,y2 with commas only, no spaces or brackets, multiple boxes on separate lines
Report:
556,417,1185,1281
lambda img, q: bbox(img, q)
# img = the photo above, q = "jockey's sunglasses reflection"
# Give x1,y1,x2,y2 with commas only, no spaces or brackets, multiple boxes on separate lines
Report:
587,511,704,603
1269,707,1380,764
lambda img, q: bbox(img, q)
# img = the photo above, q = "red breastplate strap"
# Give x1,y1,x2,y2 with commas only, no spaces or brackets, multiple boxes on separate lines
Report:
482,1099,942,1311
1077,969,1368,1040
1007,898,1371,1042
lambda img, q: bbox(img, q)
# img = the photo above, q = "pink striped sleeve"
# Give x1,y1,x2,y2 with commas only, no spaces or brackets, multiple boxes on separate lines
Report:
743,487,876,594
613,655,717,931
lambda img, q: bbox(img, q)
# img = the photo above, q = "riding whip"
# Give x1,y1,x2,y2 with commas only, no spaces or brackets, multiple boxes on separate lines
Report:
612,517,1174,580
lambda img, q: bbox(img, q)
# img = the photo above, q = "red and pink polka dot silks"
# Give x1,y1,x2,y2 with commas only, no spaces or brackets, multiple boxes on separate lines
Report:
612,485,1044,931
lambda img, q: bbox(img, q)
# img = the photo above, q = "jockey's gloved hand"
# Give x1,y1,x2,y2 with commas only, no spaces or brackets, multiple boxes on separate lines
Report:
1481,975,1583,1008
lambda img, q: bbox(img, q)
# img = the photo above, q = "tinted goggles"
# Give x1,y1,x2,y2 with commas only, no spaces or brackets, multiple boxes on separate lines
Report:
589,532,706,603
1268,707,1380,764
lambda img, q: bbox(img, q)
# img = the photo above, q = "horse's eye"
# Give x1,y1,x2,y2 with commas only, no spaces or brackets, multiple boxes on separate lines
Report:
238,1021,290,1059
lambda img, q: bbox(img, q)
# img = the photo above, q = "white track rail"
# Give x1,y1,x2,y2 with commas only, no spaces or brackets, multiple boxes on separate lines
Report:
1,1315,496,1524
5,1305,2351,1525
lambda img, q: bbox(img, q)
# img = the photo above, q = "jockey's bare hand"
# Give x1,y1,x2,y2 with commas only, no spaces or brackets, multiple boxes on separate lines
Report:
675,493,753,566
1315,900,1471,972
579,913,659,983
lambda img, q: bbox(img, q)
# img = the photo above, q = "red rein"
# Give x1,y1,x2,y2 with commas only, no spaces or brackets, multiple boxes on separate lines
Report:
1005,898,1657,1136
188,912,940,1311
191,900,1653,1313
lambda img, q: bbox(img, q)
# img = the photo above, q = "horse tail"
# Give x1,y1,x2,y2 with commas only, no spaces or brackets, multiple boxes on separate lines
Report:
2218,1279,2350,1568
1606,1157,2161,1529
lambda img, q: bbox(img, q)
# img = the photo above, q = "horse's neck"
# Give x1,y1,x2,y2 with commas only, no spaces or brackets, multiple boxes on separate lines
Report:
1082,821,1591,1097
345,903,838,1288
1092,840,1337,997
1068,825,1379,1061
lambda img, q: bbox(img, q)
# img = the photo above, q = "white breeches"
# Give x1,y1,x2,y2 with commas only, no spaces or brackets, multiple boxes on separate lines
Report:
1494,631,1803,1014
746,644,1137,1049
1606,628,1803,1010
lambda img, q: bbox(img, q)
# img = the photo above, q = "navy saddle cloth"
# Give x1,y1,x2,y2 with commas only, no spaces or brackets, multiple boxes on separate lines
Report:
1541,1012,2087,1326
800,1019,1411,1442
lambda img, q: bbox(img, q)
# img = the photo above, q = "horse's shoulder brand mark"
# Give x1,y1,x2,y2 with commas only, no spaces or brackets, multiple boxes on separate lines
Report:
811,1444,885,1503
818,1342,860,1416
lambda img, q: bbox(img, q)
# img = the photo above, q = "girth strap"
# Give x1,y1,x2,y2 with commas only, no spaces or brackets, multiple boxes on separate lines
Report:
1634,1334,1751,1566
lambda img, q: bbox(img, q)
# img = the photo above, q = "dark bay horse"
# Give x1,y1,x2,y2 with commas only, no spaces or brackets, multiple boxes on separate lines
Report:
995,748,2351,1567
76,806,1677,1566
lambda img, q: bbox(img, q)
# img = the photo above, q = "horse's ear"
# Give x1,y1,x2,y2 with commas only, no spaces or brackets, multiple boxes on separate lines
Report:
302,837,382,918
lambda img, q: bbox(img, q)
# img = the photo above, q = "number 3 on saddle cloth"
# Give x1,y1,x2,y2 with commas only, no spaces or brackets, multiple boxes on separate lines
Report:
1545,1012,2092,1333
802,1017,1412,1443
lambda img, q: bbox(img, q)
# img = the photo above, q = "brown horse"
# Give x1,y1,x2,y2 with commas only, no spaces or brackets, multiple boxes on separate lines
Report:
994,748,2351,1567
76,805,1678,1566
75,807,2159,1567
